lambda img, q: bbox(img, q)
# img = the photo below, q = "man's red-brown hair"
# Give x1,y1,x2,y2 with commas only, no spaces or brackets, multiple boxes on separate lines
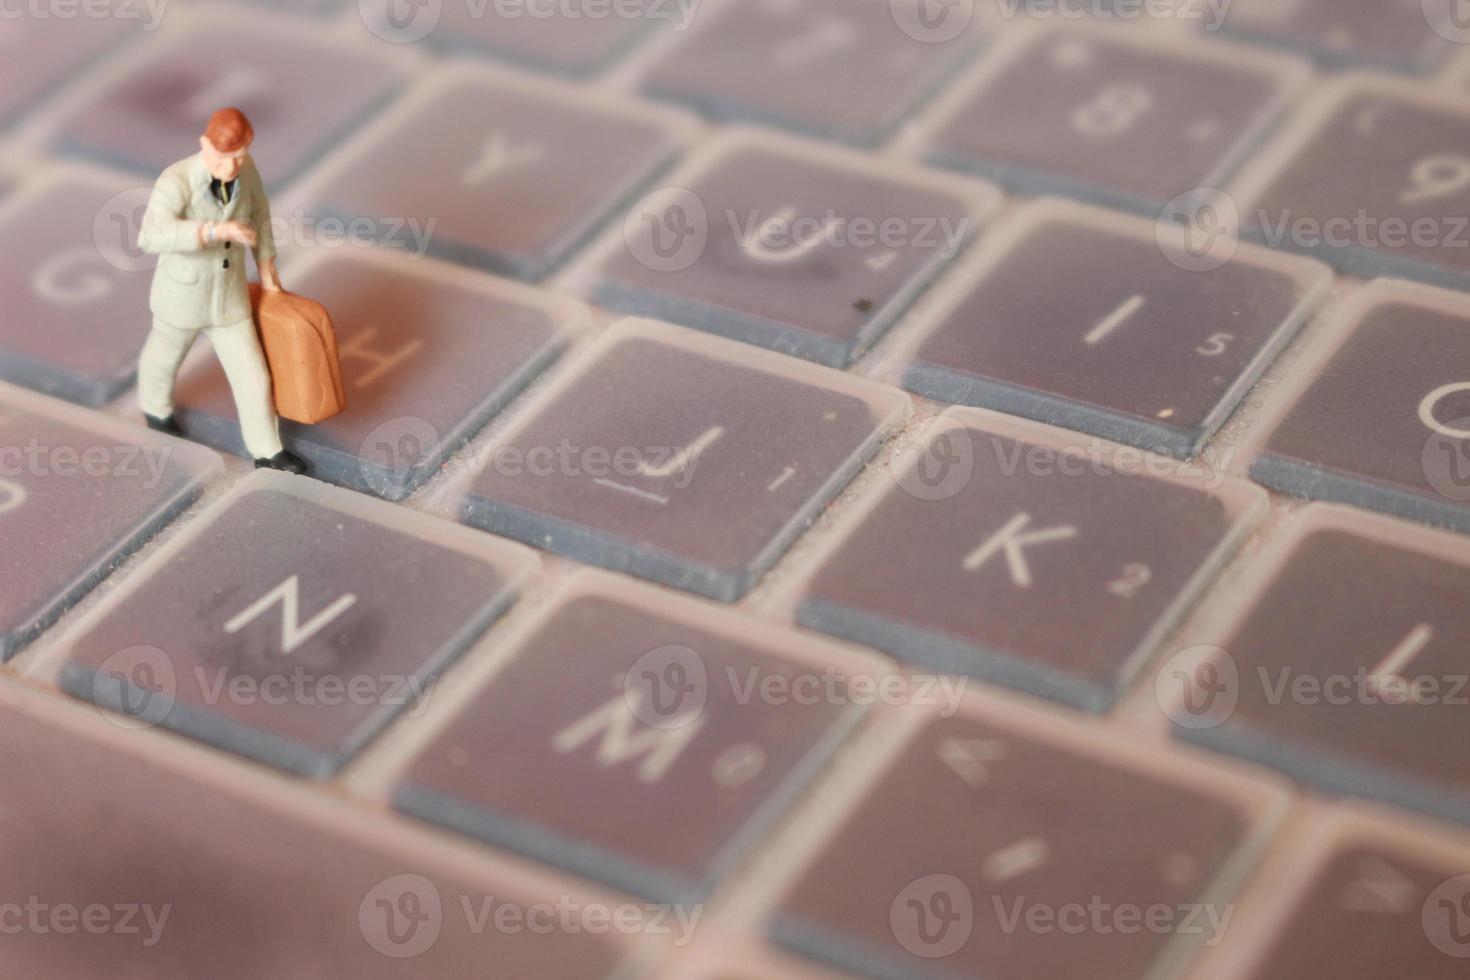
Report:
203,108,254,153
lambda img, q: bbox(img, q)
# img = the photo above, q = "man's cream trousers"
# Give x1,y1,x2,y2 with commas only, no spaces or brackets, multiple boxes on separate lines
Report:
137,316,283,460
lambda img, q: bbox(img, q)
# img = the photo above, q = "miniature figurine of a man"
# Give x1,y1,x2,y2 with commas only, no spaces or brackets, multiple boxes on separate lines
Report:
135,107,307,473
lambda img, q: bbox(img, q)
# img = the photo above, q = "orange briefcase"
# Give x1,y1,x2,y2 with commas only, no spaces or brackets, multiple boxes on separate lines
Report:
249,285,347,425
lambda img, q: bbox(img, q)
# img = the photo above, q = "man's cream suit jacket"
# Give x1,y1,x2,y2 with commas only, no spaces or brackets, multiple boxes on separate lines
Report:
137,152,276,329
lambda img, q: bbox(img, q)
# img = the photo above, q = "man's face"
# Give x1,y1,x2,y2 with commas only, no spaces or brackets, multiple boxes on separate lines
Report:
199,134,251,182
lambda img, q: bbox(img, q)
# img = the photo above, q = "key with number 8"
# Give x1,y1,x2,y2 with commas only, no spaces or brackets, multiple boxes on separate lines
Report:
917,23,1310,214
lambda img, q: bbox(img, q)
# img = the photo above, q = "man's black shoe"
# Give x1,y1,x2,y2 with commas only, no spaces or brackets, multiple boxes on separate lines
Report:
144,413,183,437
254,450,309,475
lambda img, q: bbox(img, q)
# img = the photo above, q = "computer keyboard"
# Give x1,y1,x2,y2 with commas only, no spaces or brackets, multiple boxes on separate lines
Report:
1,1,1469,978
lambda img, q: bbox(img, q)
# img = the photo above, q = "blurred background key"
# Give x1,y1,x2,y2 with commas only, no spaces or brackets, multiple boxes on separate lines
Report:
410,0,663,76
307,67,692,281
52,17,403,185
0,168,156,406
1212,0,1465,74
1238,78,1470,291
640,0,981,147
924,24,1308,213
0,1,136,128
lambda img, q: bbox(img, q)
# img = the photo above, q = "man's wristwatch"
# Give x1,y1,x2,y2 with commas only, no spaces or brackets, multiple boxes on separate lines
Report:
204,222,218,245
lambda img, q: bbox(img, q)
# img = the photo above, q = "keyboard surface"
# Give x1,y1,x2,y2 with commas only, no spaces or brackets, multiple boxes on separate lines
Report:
2,1,1470,977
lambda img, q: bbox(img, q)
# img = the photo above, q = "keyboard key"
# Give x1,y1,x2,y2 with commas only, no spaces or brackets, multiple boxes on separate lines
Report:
394,572,884,902
53,17,403,184
899,199,1332,458
0,167,158,406
0,389,218,660
1169,505,1470,826
1214,0,1464,73
382,0,663,76
640,0,979,146
1249,280,1470,534
1210,813,1470,980
51,471,535,778
772,698,1282,980
922,24,1308,212
172,249,585,499
0,682,634,978
592,132,998,367
653,943,858,979
1236,77,1470,289
305,65,695,281
453,319,910,600
796,408,1263,712
0,3,136,126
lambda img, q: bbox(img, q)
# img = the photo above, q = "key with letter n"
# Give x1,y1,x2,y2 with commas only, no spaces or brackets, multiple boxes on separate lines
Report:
43,471,535,778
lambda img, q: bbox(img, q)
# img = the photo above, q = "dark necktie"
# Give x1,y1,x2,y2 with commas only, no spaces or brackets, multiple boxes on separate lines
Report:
210,178,236,206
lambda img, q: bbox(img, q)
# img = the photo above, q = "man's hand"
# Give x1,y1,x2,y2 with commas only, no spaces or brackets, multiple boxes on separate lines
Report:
259,257,283,293
217,220,258,248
